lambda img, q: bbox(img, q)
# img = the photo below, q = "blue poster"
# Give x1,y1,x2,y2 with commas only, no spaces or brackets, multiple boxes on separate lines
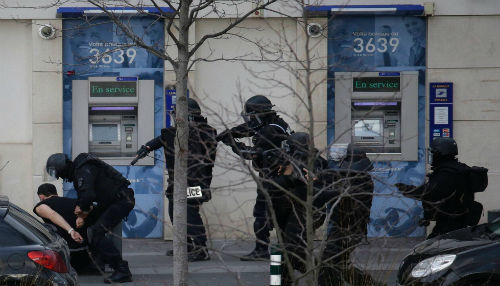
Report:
62,17,164,238
328,16,427,237
429,83,453,144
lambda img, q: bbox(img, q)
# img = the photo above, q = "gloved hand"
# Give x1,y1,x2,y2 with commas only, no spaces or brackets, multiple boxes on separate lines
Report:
231,141,246,154
136,145,150,159
216,129,232,144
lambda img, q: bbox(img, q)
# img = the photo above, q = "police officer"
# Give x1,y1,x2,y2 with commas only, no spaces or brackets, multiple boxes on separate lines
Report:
134,98,217,262
317,144,382,286
46,153,135,284
269,132,328,286
217,95,291,260
396,137,479,238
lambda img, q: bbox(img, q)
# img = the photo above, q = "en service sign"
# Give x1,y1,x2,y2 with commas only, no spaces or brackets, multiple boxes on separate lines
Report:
90,81,137,97
353,77,400,92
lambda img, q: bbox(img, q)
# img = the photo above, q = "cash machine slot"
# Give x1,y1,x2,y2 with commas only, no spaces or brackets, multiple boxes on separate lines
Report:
334,71,418,161
88,106,138,157
351,101,401,154
72,77,154,165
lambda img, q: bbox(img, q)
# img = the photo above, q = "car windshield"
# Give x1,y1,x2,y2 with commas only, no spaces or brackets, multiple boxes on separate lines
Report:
487,218,500,235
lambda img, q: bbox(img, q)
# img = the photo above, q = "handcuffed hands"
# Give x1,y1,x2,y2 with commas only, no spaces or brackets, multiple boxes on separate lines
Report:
69,229,84,243
76,217,85,229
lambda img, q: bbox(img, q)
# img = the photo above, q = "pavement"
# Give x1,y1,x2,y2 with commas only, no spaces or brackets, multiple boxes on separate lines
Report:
78,237,424,286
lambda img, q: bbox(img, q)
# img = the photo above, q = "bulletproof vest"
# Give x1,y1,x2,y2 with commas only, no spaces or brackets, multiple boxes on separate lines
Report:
252,116,291,176
74,153,130,188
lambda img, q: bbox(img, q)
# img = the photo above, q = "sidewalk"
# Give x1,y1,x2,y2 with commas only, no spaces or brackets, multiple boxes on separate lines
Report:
78,238,423,286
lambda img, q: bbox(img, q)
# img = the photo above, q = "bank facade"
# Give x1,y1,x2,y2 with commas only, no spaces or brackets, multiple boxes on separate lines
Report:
0,1,499,239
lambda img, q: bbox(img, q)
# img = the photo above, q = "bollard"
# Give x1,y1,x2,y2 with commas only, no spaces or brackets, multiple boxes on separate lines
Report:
270,245,282,286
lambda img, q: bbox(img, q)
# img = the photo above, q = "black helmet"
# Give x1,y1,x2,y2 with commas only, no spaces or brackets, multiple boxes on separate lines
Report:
46,153,70,179
188,98,201,114
244,95,273,115
171,98,202,122
340,144,373,172
429,137,458,157
283,132,310,154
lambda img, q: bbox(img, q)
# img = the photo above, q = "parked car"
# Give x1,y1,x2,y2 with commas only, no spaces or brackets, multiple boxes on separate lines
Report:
0,195,78,286
398,219,500,286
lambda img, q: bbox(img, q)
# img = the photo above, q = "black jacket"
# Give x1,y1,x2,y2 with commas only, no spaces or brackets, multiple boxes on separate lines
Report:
222,115,290,177
146,117,217,201
318,156,374,237
404,159,472,223
270,153,329,228
72,153,131,212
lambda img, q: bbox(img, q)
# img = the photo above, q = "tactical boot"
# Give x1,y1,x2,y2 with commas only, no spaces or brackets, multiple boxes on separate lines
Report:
188,248,210,262
240,248,269,261
104,261,132,284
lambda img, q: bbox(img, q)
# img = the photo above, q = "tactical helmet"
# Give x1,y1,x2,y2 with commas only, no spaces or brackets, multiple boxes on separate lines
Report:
429,137,458,157
244,95,273,115
188,98,201,114
46,153,69,179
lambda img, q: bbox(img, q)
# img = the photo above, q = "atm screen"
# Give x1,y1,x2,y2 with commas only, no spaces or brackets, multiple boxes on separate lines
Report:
354,120,382,137
91,124,119,142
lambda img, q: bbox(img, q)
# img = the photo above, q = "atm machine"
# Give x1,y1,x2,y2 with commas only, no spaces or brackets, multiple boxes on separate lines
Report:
72,77,154,165
334,71,418,161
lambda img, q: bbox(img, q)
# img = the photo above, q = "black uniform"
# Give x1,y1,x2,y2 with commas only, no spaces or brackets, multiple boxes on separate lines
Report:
317,154,379,286
220,116,291,251
72,153,135,270
269,153,328,286
34,196,92,272
145,117,217,250
400,158,474,238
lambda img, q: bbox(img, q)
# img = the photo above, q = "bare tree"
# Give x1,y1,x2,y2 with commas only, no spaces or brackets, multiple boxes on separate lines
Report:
82,1,279,285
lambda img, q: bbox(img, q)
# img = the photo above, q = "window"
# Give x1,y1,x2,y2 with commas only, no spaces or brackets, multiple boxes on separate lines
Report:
0,217,31,246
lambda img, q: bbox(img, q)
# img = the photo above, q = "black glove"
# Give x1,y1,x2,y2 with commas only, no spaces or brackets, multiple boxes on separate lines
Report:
216,129,233,144
231,141,246,154
136,145,150,159
131,145,150,165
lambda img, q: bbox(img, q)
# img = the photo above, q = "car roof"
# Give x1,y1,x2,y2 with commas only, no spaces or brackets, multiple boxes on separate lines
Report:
0,195,9,218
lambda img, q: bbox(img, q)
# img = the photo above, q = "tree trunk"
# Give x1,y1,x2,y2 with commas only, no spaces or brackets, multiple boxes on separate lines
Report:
173,1,190,285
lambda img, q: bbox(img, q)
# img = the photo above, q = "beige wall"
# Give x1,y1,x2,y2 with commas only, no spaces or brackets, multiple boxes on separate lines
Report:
428,16,500,223
0,20,63,214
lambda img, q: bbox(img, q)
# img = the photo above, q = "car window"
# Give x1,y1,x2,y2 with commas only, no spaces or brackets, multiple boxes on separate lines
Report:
0,217,32,246
487,219,500,236
8,205,55,244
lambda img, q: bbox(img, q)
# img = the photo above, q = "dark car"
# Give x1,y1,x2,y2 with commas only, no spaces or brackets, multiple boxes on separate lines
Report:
0,195,78,286
398,219,500,286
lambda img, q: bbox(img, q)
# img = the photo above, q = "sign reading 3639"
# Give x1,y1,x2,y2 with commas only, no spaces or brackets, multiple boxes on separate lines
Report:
353,37,400,53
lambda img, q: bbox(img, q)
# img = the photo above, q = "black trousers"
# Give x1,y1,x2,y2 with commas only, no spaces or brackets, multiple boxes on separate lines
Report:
318,233,379,286
88,189,135,268
168,198,207,248
428,216,467,239
253,189,272,250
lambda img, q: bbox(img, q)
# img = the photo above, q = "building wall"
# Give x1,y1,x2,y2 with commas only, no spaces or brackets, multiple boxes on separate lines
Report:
0,19,62,213
427,16,500,222
2,3,500,237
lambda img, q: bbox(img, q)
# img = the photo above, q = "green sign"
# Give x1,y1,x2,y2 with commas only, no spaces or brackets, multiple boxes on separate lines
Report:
353,77,400,92
90,81,137,97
